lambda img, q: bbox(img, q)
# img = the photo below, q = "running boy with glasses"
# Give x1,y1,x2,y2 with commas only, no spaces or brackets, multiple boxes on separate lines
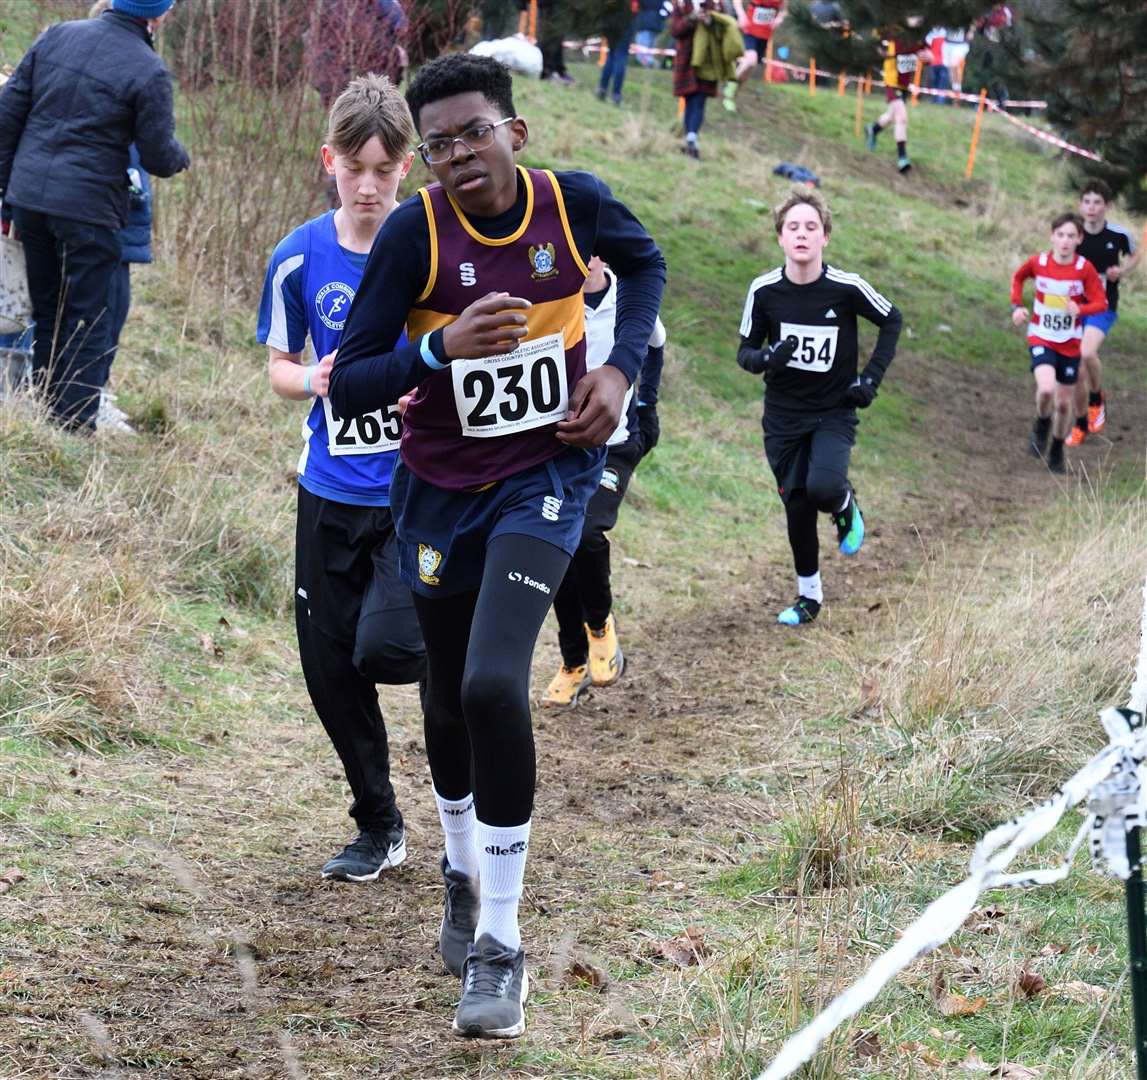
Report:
330,54,665,1040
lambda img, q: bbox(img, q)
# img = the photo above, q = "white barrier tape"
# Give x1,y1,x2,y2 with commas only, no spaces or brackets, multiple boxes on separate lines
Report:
985,99,1103,162
764,58,1046,110
758,570,1147,1080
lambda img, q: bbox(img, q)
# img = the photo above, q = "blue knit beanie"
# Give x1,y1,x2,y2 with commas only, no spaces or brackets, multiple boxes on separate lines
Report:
111,0,176,17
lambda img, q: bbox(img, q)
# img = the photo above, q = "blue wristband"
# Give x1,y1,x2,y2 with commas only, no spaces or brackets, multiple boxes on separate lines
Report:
303,367,313,395
420,332,447,371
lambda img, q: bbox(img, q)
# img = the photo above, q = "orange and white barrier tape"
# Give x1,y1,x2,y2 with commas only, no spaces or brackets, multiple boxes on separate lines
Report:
985,98,1103,162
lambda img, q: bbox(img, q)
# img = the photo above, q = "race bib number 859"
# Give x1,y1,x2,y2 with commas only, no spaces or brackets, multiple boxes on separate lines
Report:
321,397,402,456
779,322,839,373
452,332,568,438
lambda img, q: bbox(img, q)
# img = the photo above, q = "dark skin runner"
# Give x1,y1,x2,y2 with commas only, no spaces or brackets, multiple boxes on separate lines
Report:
417,91,630,450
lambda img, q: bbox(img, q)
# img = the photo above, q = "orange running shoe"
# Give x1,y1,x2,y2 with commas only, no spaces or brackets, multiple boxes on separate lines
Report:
1088,392,1106,434
1065,425,1086,447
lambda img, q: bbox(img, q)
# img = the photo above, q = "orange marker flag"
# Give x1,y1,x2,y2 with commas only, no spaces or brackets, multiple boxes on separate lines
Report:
965,88,988,179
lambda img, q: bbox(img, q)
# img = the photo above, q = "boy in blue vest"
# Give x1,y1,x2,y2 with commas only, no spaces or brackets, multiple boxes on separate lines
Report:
256,74,426,884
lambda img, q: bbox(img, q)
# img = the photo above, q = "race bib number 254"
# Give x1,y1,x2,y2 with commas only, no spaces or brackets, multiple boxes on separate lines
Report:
779,322,839,373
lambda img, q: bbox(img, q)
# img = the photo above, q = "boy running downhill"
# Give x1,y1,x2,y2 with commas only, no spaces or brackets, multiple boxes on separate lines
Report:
329,55,665,1039
1011,212,1107,474
1065,179,1141,446
738,189,901,626
256,76,426,883
541,256,666,708
865,23,928,174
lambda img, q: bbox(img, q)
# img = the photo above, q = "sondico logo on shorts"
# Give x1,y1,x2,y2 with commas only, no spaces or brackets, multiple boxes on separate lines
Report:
418,544,442,586
315,281,355,331
507,570,551,595
485,840,528,856
541,495,562,522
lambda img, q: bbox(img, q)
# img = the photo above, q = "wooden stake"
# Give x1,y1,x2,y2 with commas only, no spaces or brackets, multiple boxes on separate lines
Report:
854,76,863,137
838,71,846,96
764,36,774,83
809,56,816,95
965,87,988,179
911,59,923,106
864,71,872,95
528,0,537,42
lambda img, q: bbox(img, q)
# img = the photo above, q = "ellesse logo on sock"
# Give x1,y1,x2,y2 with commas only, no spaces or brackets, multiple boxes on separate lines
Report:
485,841,528,856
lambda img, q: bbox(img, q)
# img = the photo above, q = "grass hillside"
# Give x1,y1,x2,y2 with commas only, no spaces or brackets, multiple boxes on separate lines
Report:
2,42,1147,1080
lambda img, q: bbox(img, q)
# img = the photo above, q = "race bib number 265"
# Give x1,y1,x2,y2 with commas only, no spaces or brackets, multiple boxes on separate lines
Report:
321,396,402,456
452,332,568,438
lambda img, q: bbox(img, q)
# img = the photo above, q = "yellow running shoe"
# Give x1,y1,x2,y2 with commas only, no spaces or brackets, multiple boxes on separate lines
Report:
541,663,590,709
586,614,624,687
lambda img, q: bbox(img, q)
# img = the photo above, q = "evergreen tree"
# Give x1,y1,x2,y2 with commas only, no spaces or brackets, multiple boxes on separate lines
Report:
1013,0,1147,209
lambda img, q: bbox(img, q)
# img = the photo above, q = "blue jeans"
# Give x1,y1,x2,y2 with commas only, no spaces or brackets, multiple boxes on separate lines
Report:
100,261,132,388
927,63,952,103
635,28,658,66
11,205,120,430
599,25,634,98
684,91,707,137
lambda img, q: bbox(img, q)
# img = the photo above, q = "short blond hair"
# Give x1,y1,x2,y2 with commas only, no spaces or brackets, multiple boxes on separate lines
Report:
88,0,112,15
326,73,415,161
774,188,832,237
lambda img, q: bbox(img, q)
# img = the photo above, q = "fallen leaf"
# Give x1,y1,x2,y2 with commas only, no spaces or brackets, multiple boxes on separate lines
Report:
932,971,987,1017
1055,980,1106,1004
963,906,1006,934
992,1065,1039,1079
1038,943,1068,956
921,1049,942,1067
0,867,25,895
198,633,223,659
1016,969,1046,999
853,1030,881,1059
658,925,708,967
564,958,609,992
962,1047,991,1072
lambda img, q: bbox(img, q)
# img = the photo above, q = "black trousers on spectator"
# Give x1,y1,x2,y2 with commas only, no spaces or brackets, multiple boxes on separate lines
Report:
552,438,642,667
295,486,427,833
12,205,119,431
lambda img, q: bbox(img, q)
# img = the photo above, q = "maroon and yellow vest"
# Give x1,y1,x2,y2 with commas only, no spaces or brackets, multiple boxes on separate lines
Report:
402,166,590,491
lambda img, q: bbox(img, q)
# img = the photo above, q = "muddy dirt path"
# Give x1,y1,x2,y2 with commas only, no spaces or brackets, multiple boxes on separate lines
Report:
3,355,1143,1078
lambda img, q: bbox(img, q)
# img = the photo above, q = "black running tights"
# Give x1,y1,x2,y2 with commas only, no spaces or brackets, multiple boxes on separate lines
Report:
413,533,570,827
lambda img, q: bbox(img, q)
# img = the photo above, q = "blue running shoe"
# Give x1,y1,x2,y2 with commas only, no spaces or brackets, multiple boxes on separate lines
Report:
778,596,821,626
833,494,865,556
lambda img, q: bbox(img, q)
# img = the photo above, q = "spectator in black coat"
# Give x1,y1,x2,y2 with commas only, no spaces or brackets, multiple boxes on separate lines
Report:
0,0,189,432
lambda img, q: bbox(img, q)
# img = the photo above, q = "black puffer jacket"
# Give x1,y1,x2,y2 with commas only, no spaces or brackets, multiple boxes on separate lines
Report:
0,11,189,229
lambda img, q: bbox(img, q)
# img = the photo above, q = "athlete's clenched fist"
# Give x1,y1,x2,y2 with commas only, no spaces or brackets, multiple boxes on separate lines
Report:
442,292,532,359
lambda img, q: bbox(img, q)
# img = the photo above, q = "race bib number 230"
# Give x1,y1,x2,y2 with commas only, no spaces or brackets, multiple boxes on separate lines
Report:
452,332,568,438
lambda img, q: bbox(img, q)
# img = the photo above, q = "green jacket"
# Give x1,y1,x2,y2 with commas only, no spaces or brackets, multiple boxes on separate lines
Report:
690,12,743,83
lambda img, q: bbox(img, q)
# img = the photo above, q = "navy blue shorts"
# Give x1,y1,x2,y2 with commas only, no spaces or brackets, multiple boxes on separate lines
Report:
1029,345,1080,386
391,446,606,597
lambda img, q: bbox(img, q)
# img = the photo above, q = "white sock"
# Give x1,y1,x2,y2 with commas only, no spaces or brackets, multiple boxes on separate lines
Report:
434,789,478,881
798,572,823,604
686,131,698,145
474,819,531,952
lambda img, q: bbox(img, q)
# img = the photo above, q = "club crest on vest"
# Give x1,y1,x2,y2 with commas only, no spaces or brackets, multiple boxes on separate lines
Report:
418,543,442,586
529,242,558,281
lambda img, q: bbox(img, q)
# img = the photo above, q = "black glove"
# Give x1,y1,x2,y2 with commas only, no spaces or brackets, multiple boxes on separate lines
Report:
738,335,798,378
637,404,660,457
842,374,878,409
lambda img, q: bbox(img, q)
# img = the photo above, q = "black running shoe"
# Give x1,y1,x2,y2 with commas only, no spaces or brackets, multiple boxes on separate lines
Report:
1029,416,1051,458
832,492,865,556
452,933,529,1039
321,825,406,882
1047,439,1066,475
440,857,480,977
777,596,821,626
